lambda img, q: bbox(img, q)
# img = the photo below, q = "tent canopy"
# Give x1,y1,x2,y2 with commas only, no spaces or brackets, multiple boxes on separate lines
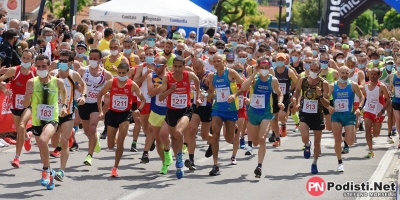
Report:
89,0,218,28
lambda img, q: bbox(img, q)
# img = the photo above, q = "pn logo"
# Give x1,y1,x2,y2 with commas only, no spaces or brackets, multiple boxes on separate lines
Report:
306,176,326,196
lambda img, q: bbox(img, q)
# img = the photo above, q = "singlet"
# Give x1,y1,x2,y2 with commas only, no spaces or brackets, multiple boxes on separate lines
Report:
204,59,216,72
109,77,134,112
82,68,107,104
248,74,273,115
31,76,59,126
193,71,212,107
319,68,335,84
299,77,324,119
274,66,291,95
212,69,238,111
167,71,191,109
126,53,136,67
332,81,355,114
237,75,247,110
368,61,384,69
104,54,123,76
53,69,75,115
150,72,168,115
392,74,400,103
130,66,138,102
379,68,393,87
349,68,360,103
138,63,151,104
364,81,385,115
10,66,36,110
291,61,304,75
157,52,176,71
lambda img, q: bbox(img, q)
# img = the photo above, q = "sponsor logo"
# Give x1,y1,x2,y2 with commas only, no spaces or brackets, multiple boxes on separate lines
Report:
327,0,366,33
145,16,161,22
170,18,187,23
104,11,109,16
122,15,137,20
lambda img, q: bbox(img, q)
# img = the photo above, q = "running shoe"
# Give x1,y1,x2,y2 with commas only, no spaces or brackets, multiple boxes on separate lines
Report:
176,168,184,179
84,154,92,166
40,169,50,186
268,133,275,142
68,129,74,148
159,164,168,174
150,140,156,151
140,153,149,164
230,157,237,165
0,138,9,147
46,169,56,190
111,167,118,177
304,141,311,159
280,125,287,137
245,147,252,155
311,164,318,174
272,139,281,147
55,169,65,182
11,157,20,168
365,151,374,158
254,167,262,178
130,142,137,152
3,137,16,145
387,136,394,144
337,163,344,172
94,132,101,153
100,130,107,140
50,148,61,158
293,125,299,132
164,150,173,166
358,122,364,131
239,137,245,149
24,131,32,151
209,165,220,176
205,144,212,158
175,153,183,168
302,144,306,150
70,142,79,151
392,128,397,136
341,147,349,154
184,159,196,170
182,144,188,154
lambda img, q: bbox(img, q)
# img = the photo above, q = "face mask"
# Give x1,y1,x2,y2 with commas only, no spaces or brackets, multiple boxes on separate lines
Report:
68,40,73,46
247,53,252,59
386,48,391,52
227,63,234,68
309,71,318,79
238,73,243,77
372,59,379,65
277,61,285,67
208,54,213,60
337,59,344,64
175,50,182,56
111,50,119,56
15,39,20,46
380,55,384,60
357,63,365,69
76,53,85,58
312,50,318,56
213,39,218,44
271,62,277,69
231,42,237,47
349,68,354,73
89,60,98,68
305,63,311,71
186,59,192,66
196,52,202,58
239,58,246,64
37,70,48,78
291,56,298,62
288,49,293,54
146,56,154,64
118,75,128,81
338,77,348,83
260,69,269,76
397,66,400,71
217,49,224,54
21,62,31,68
59,63,69,71
88,38,94,44
320,63,328,69
123,49,132,54
46,36,52,42
148,41,155,47
71,30,76,35
386,65,393,71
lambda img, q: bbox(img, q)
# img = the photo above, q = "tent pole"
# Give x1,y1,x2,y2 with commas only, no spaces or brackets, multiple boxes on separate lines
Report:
196,27,199,42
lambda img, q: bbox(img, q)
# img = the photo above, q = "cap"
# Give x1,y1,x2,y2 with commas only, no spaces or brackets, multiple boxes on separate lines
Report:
319,45,327,52
385,56,394,63
294,44,302,51
226,53,235,59
342,44,350,49
348,41,354,46
135,28,142,33
276,53,286,60
335,51,344,58
370,51,379,58
76,41,87,50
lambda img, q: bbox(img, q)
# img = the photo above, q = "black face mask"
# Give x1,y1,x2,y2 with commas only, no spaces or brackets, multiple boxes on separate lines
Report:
88,38,94,45
175,50,182,56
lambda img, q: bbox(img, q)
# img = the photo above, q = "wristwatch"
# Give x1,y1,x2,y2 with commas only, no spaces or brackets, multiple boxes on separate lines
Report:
81,94,87,97
358,107,363,111
381,109,386,114
62,104,67,108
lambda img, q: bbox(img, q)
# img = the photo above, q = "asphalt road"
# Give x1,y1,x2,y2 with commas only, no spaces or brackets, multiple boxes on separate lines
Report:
0,118,398,200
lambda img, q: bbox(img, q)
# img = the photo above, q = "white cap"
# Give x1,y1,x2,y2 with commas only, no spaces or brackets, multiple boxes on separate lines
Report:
348,40,354,46
294,44,302,51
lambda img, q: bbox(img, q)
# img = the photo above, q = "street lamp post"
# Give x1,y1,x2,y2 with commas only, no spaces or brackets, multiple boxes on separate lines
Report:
278,0,283,30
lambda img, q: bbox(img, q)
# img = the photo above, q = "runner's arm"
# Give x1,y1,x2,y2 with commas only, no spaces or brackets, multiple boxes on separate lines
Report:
56,78,67,105
0,67,15,92
159,75,172,101
132,81,146,111
147,73,160,97
23,78,34,108
120,56,129,64
333,70,339,81
292,77,303,103
389,74,394,93
352,82,364,108
104,70,113,81
207,73,215,99
97,80,112,114
380,84,391,111
358,71,365,91
74,71,87,96
189,72,200,103
239,69,256,92
272,77,284,104
320,80,330,108
133,64,146,85
229,68,244,85
289,68,298,87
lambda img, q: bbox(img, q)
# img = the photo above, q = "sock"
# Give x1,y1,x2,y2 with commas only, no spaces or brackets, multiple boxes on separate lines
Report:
248,141,253,147
15,155,19,159
292,112,299,124
342,132,345,138
257,163,262,168
189,154,194,162
338,159,343,164
344,141,349,148
276,137,280,141
55,146,62,151
231,156,235,159
73,126,78,134
183,142,188,147
143,151,148,155
306,143,311,147
132,140,137,144
43,166,49,170
88,153,92,157
313,159,318,165
392,126,396,131
164,148,170,152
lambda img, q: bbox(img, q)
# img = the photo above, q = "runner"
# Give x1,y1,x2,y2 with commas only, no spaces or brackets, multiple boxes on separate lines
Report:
292,59,330,174
207,53,244,176
77,49,113,166
97,63,145,177
0,49,36,168
50,50,87,181
23,55,68,190
390,58,400,148
239,56,284,177
328,66,364,172
363,67,391,158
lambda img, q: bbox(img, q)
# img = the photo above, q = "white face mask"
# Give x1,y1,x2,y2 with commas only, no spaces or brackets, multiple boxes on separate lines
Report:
37,70,48,78
110,50,119,56
309,71,318,79
337,59,344,64
260,69,269,76
89,60,98,68
118,75,128,81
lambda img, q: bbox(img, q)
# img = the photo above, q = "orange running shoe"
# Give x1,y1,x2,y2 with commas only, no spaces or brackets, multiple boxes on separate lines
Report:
111,167,118,177
69,129,75,148
11,157,20,168
272,140,281,147
24,131,32,152
281,125,287,137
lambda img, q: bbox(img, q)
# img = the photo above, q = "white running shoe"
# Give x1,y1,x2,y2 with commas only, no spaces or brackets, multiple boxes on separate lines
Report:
337,163,344,172
230,157,237,165
245,147,252,155
0,138,9,147
387,137,394,144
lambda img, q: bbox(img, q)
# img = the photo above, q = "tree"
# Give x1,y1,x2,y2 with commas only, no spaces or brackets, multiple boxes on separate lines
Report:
45,0,54,13
371,4,391,24
382,8,400,31
213,0,259,24
238,14,270,29
47,0,92,24
295,0,320,28
353,9,379,36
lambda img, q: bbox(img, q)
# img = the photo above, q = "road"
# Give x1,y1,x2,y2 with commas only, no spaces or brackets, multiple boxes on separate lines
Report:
0,118,398,200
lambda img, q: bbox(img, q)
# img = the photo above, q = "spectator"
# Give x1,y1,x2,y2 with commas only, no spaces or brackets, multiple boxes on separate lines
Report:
98,28,113,51
0,28,21,68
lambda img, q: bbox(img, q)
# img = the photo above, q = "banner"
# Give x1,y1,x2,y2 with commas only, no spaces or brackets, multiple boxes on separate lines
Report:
0,83,32,133
0,0,21,21
286,0,292,33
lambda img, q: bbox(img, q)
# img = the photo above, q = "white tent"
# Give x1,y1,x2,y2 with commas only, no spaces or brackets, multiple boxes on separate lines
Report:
88,0,218,28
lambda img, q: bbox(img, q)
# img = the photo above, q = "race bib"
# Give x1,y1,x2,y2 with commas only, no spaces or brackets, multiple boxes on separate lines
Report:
216,87,229,102
395,86,400,98
302,99,318,113
334,99,349,112
364,98,378,114
155,95,167,107
37,104,54,121
112,95,128,111
87,90,99,103
171,93,188,108
279,83,286,94
238,95,244,109
250,94,265,109
15,94,24,109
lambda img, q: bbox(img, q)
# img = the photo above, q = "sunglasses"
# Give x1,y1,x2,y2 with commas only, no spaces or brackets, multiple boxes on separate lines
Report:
319,60,328,64
59,59,69,63
235,69,243,73
148,38,156,41
208,51,216,55
189,36,196,39
154,64,164,68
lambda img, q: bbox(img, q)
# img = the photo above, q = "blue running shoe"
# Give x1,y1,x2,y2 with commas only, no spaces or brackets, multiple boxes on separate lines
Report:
240,137,245,149
40,169,50,186
46,169,56,190
176,168,184,179
304,141,311,159
175,153,183,168
311,164,318,174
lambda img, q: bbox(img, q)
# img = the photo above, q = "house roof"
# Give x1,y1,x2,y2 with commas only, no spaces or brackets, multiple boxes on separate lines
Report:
258,6,280,21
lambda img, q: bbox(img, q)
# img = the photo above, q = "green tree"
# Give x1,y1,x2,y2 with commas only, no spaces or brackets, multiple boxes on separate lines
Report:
383,8,400,31
371,4,391,24
353,9,379,36
295,0,320,28
45,0,54,13
213,0,259,24
49,0,92,24
238,14,270,29
259,0,269,6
